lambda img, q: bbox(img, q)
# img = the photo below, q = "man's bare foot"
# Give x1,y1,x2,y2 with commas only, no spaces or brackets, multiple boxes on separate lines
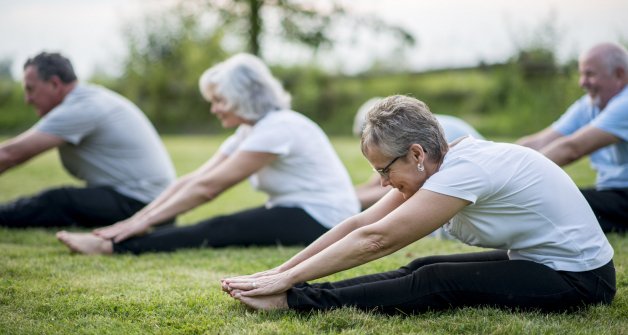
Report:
234,291,289,311
56,231,113,255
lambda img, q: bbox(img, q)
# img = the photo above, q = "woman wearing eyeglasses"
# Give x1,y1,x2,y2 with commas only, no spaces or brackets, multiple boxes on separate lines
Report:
223,95,615,314
56,53,359,255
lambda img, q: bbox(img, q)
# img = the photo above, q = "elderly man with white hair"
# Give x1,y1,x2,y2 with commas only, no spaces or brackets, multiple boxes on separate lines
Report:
517,42,628,233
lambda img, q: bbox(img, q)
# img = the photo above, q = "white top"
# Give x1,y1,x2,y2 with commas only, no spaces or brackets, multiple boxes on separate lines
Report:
35,84,176,203
422,137,613,272
219,110,360,228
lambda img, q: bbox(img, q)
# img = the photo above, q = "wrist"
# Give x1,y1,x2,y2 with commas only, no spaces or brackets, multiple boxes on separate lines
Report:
284,268,302,286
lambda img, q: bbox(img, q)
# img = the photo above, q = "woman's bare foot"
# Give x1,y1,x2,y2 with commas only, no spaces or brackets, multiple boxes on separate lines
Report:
56,231,113,255
233,291,289,311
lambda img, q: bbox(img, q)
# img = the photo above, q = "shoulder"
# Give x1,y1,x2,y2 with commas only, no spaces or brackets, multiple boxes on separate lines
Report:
255,110,318,132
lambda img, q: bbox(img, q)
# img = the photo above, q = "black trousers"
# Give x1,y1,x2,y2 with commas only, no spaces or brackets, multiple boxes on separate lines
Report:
287,250,616,314
113,206,328,254
0,186,147,228
581,187,628,233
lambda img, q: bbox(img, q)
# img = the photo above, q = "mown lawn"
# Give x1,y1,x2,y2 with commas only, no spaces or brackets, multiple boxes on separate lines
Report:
1,135,626,335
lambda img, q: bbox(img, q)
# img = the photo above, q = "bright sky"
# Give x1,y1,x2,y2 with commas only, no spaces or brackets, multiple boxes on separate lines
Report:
0,0,627,79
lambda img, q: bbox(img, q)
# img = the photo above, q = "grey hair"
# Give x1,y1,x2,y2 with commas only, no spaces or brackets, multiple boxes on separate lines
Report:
198,53,291,121
361,95,448,164
24,52,77,83
584,42,628,75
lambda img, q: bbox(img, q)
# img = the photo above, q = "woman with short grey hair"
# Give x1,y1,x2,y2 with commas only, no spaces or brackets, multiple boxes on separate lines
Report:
224,94,615,314
57,53,359,255
360,97,448,169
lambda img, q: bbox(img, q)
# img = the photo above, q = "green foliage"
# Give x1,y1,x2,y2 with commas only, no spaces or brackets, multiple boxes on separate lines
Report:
199,0,415,56
0,135,625,334
0,6,592,137
0,77,37,133
106,8,228,133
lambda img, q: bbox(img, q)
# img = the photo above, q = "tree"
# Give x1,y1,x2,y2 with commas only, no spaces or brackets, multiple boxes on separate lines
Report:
111,8,229,131
192,0,415,58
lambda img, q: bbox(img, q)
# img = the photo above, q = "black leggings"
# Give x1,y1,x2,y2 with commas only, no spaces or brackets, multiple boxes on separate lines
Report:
287,250,616,314
0,186,146,228
581,187,628,233
113,206,328,254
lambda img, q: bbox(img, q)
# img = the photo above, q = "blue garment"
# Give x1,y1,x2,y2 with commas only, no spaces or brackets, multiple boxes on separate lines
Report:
435,114,484,142
552,86,628,190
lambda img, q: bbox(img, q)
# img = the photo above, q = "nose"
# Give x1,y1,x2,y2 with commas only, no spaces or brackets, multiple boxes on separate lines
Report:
379,174,391,188
579,75,588,89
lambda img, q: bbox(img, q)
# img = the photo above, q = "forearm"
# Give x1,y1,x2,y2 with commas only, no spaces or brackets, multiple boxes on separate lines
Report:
131,175,195,220
516,127,562,150
0,153,16,174
134,180,215,227
0,143,32,174
286,227,400,284
277,217,361,272
540,139,582,167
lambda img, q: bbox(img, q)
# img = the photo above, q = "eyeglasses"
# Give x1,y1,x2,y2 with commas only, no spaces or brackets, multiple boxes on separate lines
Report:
373,155,404,179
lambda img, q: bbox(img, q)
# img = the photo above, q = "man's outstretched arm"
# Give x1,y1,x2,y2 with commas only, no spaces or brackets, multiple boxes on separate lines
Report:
540,126,620,167
0,129,64,174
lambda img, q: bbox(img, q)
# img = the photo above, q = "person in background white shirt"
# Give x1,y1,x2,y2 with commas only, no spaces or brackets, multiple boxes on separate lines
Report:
0,52,175,229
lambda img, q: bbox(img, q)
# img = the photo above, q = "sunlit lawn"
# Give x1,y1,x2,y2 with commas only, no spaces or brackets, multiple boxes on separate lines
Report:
1,135,626,334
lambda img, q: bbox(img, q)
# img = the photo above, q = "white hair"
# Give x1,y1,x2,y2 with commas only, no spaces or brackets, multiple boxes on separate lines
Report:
198,53,291,121
583,42,628,75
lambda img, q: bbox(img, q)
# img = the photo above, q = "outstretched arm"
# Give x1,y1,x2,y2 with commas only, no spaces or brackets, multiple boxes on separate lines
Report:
0,129,64,174
221,188,405,289
540,126,620,166
516,127,563,150
225,190,468,297
94,150,277,242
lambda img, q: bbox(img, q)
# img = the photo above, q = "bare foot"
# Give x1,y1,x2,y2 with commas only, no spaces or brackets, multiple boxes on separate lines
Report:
56,231,113,255
235,291,289,311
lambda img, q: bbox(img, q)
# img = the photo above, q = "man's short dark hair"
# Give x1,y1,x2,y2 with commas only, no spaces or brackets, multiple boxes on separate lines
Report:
23,52,77,83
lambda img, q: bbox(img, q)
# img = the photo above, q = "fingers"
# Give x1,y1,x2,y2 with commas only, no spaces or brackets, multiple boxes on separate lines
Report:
224,279,258,292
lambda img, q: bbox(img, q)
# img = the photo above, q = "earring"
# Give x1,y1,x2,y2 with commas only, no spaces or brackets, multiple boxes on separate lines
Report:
417,163,424,172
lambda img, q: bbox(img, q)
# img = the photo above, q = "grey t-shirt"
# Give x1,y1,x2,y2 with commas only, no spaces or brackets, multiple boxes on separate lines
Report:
35,84,176,203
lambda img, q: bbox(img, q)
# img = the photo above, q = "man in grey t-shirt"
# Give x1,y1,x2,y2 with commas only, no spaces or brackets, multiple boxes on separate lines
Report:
0,52,176,228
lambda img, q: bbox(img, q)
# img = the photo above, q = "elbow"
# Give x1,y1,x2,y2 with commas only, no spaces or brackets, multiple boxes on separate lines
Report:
558,141,585,164
355,230,394,260
194,178,224,201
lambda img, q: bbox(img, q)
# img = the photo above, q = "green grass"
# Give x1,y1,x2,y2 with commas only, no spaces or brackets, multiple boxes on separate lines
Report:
1,135,626,335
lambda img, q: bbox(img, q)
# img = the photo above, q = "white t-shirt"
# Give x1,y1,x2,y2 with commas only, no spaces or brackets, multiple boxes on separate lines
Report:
219,110,360,228
422,137,613,272
35,84,176,203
